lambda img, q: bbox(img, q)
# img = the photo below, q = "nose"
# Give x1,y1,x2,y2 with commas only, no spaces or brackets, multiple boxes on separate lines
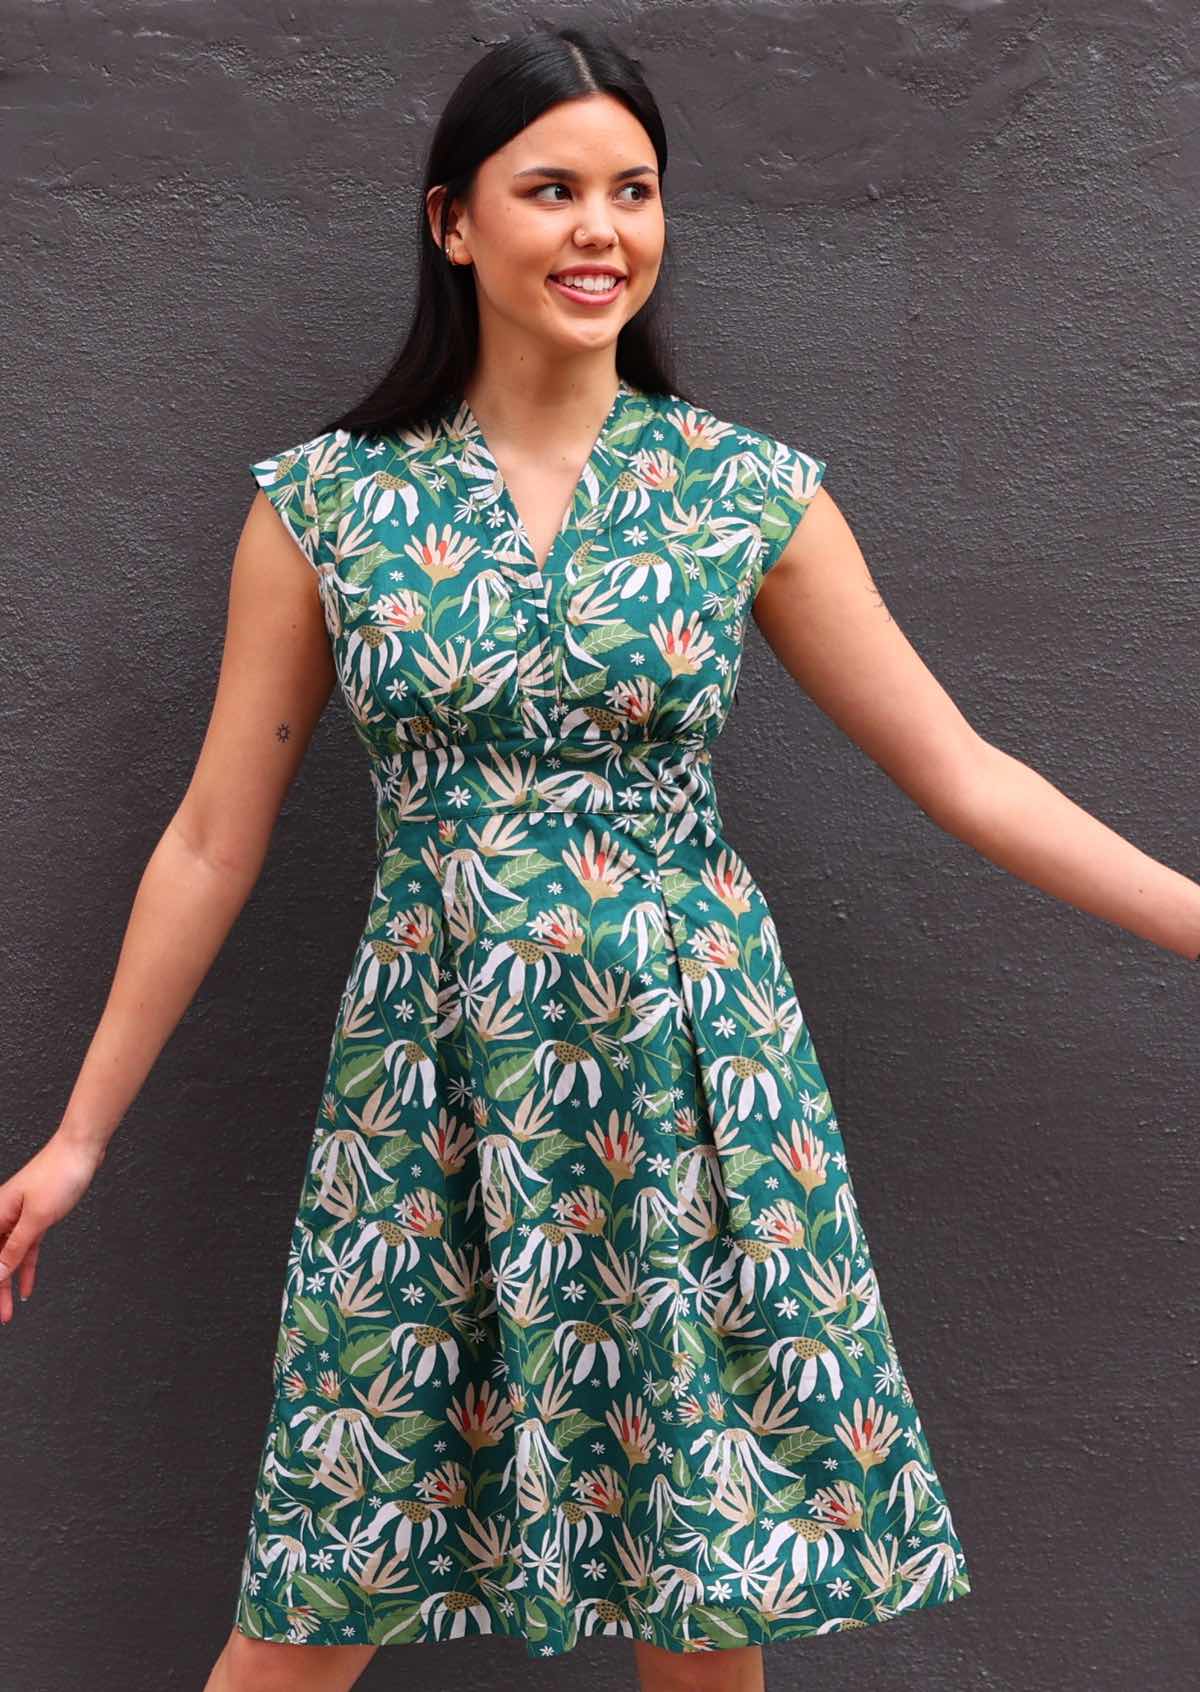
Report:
572,196,619,246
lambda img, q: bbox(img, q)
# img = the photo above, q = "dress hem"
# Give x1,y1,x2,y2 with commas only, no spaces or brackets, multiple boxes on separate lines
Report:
233,1571,972,1659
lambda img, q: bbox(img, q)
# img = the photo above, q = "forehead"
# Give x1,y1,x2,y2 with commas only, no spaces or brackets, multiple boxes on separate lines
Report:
492,93,654,170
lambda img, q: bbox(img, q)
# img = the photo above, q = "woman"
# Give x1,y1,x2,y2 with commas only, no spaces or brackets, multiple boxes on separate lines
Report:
3,24,1196,1692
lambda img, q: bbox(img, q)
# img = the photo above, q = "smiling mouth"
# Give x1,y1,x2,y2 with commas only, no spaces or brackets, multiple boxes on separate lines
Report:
547,273,627,300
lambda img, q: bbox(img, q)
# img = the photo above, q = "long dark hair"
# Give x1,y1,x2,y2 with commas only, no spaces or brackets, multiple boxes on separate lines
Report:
317,24,694,440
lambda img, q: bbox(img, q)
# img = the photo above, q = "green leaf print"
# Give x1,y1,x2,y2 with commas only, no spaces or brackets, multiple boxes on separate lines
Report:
578,618,640,656
379,846,421,888
381,1411,443,1451
483,1051,534,1101
373,1459,417,1493
726,1197,753,1231
719,1348,772,1395
339,1329,393,1376
334,1046,386,1095
675,1319,707,1366
711,1143,774,1191
691,1606,751,1646
552,1407,605,1447
291,1572,351,1619
523,1179,556,1217
656,865,698,902
369,1605,425,1645
524,1329,556,1385
772,1427,836,1467
292,1297,332,1344
527,1129,577,1170
494,850,559,891
561,665,608,699
376,1132,417,1169
482,896,530,934
348,554,387,591
763,1476,809,1513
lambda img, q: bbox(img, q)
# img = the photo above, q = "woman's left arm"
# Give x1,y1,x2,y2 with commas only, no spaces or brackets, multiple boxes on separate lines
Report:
752,487,1200,961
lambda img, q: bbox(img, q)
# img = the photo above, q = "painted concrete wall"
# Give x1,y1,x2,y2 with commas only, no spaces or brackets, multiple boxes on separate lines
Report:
4,3,1198,1688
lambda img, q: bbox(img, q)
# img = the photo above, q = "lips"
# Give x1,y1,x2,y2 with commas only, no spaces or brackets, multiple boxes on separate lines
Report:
548,271,626,283
547,273,628,304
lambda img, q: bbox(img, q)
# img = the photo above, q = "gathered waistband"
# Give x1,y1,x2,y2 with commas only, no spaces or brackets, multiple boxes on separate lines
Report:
367,736,726,848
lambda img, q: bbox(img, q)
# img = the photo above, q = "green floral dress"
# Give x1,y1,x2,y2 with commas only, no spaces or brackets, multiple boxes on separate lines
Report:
234,378,972,1658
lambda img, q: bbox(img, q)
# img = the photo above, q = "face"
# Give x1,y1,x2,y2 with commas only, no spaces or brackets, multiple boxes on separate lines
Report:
429,92,665,358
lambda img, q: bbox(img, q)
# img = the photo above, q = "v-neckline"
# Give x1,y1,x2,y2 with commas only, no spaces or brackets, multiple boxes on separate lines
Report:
458,377,632,579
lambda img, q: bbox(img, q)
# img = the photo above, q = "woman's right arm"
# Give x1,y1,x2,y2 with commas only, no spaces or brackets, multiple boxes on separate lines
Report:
0,490,337,1322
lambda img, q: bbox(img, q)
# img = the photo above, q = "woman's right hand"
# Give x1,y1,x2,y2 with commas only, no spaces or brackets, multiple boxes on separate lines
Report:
0,1131,109,1325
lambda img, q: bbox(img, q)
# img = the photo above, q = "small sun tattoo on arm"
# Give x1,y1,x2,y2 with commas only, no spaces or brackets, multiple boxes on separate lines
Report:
276,722,291,743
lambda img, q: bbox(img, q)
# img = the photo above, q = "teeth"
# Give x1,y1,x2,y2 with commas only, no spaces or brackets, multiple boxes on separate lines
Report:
552,273,621,293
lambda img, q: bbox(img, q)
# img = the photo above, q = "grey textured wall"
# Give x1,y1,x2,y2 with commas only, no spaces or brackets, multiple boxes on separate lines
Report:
4,2,1198,1689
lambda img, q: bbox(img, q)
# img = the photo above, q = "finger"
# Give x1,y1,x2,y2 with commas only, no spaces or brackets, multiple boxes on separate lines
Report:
19,1239,40,1302
0,1188,22,1249
0,1222,36,1317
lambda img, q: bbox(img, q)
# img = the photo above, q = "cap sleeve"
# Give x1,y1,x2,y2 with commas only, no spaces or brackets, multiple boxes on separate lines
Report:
248,434,332,574
755,435,827,588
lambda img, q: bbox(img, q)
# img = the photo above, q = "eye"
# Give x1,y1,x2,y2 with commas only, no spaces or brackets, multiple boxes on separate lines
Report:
529,181,656,203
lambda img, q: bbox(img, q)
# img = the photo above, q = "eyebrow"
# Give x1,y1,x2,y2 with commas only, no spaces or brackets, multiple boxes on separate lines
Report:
512,164,658,182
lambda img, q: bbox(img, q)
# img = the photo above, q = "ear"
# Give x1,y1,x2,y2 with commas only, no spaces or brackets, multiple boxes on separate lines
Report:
427,184,471,263
424,184,444,249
